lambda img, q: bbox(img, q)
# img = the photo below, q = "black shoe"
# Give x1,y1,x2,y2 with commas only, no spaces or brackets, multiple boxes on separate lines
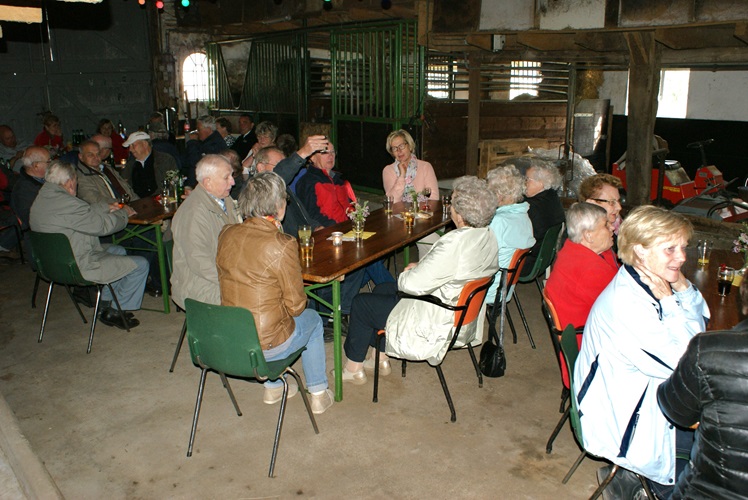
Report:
145,282,162,297
99,309,139,330
72,286,97,308
597,465,645,500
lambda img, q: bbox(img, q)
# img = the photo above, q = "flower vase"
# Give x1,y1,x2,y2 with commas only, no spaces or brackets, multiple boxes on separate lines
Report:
411,200,419,213
352,219,365,240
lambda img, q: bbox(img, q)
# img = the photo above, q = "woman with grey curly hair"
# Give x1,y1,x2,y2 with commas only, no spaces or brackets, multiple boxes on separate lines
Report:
485,165,536,304
215,171,333,414
339,175,500,385
523,158,565,274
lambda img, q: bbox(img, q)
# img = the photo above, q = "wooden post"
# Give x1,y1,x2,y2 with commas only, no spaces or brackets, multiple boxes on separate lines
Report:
624,31,661,206
466,53,480,176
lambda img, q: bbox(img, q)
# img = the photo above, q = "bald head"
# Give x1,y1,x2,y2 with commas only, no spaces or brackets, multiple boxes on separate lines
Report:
0,125,17,148
22,146,51,178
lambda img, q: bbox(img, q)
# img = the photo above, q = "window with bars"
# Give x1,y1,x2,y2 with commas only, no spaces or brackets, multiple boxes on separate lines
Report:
183,52,211,101
427,59,451,99
509,61,542,100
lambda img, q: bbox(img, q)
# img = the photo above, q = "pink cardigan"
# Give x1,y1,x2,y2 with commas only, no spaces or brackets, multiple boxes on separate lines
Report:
382,158,440,202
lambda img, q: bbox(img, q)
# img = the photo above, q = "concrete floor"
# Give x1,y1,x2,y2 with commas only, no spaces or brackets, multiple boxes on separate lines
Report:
0,256,604,499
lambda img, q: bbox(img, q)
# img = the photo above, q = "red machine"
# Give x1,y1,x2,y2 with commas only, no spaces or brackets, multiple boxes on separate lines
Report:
612,139,723,205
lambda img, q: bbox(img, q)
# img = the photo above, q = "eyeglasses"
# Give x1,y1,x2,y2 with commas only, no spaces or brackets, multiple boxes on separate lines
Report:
390,143,408,153
590,198,622,207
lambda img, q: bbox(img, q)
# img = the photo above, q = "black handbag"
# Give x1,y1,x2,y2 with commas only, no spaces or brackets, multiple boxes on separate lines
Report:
479,330,506,378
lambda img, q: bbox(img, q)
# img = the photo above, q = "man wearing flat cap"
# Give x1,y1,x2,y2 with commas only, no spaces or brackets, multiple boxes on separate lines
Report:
121,131,177,198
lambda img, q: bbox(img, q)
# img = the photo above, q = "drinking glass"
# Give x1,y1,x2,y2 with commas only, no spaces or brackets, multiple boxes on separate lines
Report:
423,187,431,198
442,194,452,217
383,196,393,215
300,237,314,263
696,239,712,266
402,211,415,228
331,231,344,247
718,266,735,296
298,225,312,242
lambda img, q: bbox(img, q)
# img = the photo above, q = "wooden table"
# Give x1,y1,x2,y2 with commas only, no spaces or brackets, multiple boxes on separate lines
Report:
112,196,177,314
683,248,747,331
302,200,452,401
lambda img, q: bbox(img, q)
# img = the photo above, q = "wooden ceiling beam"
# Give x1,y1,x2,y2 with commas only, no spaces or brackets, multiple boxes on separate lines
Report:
0,4,41,23
465,33,491,51
574,31,628,52
734,22,748,46
655,25,741,50
516,31,577,51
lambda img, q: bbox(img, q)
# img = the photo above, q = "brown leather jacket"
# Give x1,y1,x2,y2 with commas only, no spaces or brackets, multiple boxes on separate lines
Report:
216,217,306,350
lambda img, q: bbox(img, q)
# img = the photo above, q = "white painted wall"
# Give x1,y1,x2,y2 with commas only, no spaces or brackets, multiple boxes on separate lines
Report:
479,0,534,31
687,71,748,121
599,69,748,122
538,0,606,30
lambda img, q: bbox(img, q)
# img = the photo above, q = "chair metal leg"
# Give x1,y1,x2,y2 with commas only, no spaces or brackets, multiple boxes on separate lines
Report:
506,308,518,344
218,372,242,416
286,367,318,434
373,335,382,403
31,274,40,308
562,449,587,484
590,464,619,500
38,282,54,343
402,359,406,377
169,319,187,372
87,288,104,354
12,225,24,265
467,344,482,388
513,292,536,349
639,473,655,500
435,365,456,422
268,374,290,478
559,387,569,413
546,404,570,454
187,368,208,457
63,285,88,324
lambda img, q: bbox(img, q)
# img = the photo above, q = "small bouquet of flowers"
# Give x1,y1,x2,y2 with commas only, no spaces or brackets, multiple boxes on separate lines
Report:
732,222,748,264
406,187,429,210
347,200,370,223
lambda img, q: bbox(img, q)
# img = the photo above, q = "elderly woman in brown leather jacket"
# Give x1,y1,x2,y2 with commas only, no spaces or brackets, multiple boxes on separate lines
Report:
216,172,333,415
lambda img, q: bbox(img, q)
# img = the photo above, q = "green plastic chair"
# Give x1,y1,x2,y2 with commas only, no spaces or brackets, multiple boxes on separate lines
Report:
184,299,319,478
165,238,188,373
29,231,131,354
559,324,654,499
513,222,565,349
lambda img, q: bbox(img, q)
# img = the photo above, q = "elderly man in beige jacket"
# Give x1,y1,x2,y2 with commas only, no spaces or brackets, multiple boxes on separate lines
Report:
171,155,241,310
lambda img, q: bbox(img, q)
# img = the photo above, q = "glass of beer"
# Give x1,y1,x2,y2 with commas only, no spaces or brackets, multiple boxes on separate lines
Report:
718,266,735,296
298,225,312,242
402,211,415,228
383,196,393,215
696,239,712,267
300,237,314,263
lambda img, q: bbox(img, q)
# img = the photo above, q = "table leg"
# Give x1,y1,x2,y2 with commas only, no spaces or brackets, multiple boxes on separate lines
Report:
154,225,170,314
332,279,342,402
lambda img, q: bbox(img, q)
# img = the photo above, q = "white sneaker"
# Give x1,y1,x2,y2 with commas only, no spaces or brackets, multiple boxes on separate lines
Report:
363,357,391,377
263,378,299,405
334,367,367,385
310,389,334,414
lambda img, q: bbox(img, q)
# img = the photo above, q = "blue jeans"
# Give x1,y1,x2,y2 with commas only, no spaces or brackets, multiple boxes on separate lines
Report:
263,308,328,394
101,245,149,311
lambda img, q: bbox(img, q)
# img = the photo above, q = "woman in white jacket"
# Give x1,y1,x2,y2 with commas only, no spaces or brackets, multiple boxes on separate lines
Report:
574,205,709,495
340,176,499,384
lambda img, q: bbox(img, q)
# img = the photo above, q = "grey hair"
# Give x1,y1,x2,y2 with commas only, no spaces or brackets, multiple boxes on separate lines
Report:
45,161,77,186
238,171,286,219
451,176,498,228
527,159,563,191
196,154,232,184
21,147,49,170
197,115,217,131
487,164,525,204
566,202,608,243
255,121,278,142
255,146,284,166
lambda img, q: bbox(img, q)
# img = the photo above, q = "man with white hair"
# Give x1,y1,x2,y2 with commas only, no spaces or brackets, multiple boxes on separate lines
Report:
11,147,49,232
29,161,148,329
184,115,226,187
121,131,177,198
171,154,241,309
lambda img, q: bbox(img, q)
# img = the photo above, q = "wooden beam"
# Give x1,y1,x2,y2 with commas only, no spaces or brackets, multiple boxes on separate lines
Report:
466,53,480,177
465,33,491,51
417,0,433,47
735,22,748,46
574,31,627,52
0,5,41,22
516,31,577,51
655,25,741,50
624,31,660,207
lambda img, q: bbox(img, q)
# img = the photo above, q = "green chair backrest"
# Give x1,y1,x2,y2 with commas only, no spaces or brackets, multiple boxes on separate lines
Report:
560,323,583,444
29,231,91,286
185,298,272,380
520,222,564,283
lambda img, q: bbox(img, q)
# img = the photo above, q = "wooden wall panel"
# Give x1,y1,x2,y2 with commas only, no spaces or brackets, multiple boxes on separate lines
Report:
422,101,567,180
